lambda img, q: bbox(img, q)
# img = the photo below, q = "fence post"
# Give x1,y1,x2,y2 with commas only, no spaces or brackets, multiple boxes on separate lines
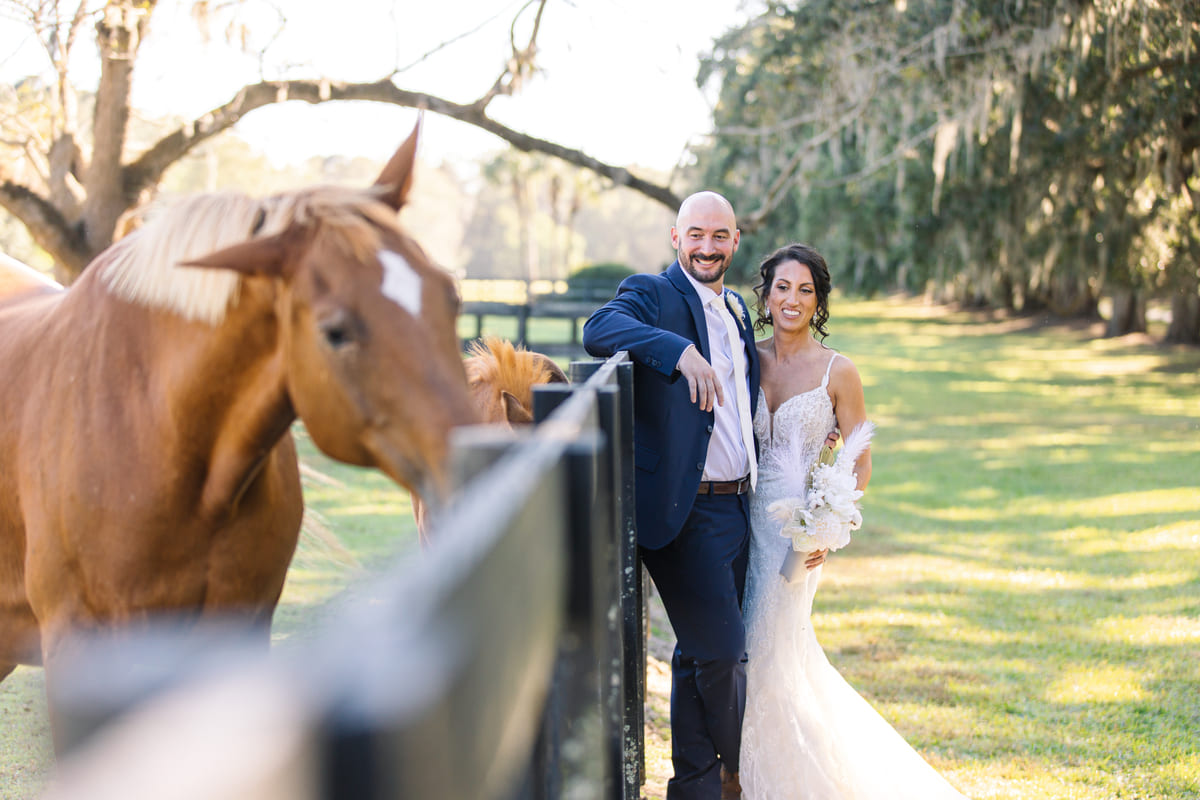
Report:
615,362,645,795
519,382,616,800
569,357,642,800
515,304,530,347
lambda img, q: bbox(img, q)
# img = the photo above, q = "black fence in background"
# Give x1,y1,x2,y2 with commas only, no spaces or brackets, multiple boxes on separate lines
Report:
44,352,644,800
461,282,617,358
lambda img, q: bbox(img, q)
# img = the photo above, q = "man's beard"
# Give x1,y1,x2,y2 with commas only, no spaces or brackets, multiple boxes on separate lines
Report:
680,251,730,284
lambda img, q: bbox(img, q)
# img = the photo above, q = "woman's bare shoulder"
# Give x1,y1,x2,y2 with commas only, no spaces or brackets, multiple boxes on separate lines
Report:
828,350,863,386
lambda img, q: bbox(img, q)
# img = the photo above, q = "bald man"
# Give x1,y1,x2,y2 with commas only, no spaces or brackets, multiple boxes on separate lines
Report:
584,191,758,800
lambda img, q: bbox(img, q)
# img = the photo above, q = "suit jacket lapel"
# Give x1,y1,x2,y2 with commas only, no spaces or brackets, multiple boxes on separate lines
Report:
738,298,760,415
725,289,760,416
666,261,712,360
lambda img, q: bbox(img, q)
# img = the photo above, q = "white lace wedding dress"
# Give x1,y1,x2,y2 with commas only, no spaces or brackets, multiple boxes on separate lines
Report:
741,353,968,799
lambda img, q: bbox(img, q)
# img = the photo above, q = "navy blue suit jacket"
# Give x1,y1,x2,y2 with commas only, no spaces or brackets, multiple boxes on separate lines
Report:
582,261,761,549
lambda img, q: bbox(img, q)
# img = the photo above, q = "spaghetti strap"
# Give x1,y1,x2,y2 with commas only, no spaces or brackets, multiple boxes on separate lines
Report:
820,352,841,388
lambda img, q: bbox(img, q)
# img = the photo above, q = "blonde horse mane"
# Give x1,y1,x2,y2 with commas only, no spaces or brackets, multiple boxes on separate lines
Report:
463,335,566,410
100,186,401,325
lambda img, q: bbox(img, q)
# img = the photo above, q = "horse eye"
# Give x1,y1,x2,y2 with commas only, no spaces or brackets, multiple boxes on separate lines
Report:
317,310,357,350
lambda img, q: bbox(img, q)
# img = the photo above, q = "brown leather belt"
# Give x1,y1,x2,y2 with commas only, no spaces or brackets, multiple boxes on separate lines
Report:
696,475,751,496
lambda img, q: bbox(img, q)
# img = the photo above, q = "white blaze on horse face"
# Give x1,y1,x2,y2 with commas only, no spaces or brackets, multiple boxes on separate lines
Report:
379,250,423,317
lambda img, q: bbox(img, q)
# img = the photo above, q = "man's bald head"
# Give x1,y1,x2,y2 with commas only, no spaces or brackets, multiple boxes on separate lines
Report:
672,191,741,287
675,191,737,230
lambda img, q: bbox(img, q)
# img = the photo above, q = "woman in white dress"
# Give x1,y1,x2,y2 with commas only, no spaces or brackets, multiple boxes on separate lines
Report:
739,243,968,799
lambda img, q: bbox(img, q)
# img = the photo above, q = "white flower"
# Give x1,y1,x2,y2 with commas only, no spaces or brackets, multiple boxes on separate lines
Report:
725,291,747,330
769,422,874,555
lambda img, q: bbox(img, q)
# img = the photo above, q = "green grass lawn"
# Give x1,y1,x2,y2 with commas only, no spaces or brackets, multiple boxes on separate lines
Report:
803,300,1200,799
458,313,583,351
2,297,1197,799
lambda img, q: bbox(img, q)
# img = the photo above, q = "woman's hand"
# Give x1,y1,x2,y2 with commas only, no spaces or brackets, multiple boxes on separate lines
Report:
806,549,828,569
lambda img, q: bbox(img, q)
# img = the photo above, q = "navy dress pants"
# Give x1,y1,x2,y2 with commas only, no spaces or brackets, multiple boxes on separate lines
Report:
640,492,751,800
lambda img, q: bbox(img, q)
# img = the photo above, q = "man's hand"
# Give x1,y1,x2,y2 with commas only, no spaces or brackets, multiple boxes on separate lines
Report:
805,549,828,570
676,345,725,412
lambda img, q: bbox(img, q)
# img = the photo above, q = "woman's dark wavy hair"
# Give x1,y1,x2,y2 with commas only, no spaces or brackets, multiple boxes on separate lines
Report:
752,243,832,339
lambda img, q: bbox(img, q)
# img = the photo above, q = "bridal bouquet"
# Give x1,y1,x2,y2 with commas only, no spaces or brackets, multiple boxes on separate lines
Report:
764,421,875,580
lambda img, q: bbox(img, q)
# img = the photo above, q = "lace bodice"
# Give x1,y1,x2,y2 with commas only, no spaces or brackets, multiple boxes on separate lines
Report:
753,382,838,478
750,353,840,573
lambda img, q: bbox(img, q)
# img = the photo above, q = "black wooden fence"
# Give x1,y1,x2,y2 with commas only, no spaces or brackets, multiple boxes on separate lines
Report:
460,284,616,358
43,352,644,800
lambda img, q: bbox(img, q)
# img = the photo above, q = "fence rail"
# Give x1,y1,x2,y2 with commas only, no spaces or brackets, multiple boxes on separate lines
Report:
45,352,643,800
460,299,606,358
460,280,618,357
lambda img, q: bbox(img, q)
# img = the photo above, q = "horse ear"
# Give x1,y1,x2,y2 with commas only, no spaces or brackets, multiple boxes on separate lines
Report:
534,354,569,384
374,117,420,211
501,391,534,425
181,232,292,278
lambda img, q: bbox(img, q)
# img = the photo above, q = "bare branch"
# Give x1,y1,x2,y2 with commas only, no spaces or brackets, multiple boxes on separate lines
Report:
123,76,682,211
3,0,683,277
0,177,88,267
391,3,517,77
477,0,547,108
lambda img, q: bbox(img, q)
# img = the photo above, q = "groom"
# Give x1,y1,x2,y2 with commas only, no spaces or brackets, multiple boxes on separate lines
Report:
583,191,758,800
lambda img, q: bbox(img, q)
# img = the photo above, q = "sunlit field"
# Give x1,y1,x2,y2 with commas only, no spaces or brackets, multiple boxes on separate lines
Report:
3,298,1197,799
644,298,1200,800
757,298,1196,799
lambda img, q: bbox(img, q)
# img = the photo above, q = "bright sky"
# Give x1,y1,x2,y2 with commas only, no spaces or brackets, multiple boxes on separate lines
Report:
2,1,750,171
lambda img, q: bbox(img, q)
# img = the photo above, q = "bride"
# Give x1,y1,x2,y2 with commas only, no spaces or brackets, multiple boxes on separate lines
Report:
738,243,968,799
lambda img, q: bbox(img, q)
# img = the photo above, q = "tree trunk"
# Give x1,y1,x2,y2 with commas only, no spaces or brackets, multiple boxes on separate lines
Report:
1047,270,1098,317
1165,289,1200,345
80,1,153,277
1106,287,1147,337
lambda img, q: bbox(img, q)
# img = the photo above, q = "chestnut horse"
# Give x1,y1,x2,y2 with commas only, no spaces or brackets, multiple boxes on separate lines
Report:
463,335,569,426
0,126,477,711
412,335,568,544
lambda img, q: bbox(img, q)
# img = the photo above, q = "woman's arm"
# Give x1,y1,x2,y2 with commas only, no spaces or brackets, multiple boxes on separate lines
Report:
830,356,872,491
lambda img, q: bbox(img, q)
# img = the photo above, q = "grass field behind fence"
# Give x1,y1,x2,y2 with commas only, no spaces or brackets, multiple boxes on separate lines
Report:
2,297,1198,799
767,300,1200,799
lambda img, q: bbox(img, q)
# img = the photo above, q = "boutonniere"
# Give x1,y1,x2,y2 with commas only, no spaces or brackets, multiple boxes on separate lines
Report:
725,291,747,331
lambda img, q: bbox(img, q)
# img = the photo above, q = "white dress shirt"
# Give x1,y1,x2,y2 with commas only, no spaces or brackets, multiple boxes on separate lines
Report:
679,270,754,484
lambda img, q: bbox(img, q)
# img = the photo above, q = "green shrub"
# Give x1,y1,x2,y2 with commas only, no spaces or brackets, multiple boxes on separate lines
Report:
568,262,634,285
